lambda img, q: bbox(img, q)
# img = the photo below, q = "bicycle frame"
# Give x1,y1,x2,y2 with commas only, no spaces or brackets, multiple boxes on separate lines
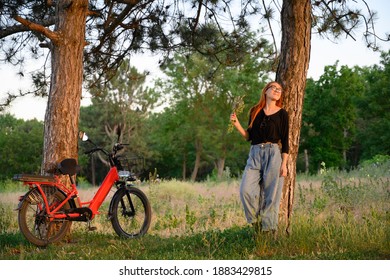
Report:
83,166,119,215
16,130,151,246
21,166,119,221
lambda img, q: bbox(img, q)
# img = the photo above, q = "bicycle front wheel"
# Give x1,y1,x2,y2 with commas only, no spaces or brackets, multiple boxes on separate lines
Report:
110,187,151,238
18,186,72,247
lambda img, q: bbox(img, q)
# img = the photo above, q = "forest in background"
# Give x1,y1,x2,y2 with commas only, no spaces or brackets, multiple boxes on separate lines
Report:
1,49,389,183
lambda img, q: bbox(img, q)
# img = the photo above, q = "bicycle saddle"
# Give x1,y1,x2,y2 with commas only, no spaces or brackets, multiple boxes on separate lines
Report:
58,158,81,175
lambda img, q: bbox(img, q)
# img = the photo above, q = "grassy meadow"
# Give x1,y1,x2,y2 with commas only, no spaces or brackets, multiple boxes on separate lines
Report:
0,161,389,260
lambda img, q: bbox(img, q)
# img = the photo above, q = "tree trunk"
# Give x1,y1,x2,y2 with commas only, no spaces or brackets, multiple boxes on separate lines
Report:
42,0,88,174
182,154,187,180
276,0,312,234
215,157,226,179
304,149,309,174
343,128,348,168
190,138,202,181
91,154,96,186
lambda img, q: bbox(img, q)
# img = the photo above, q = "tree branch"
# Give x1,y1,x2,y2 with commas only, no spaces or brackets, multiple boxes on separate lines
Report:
115,0,141,4
192,0,203,31
0,86,47,111
262,0,278,56
0,17,55,39
13,16,61,44
320,0,356,41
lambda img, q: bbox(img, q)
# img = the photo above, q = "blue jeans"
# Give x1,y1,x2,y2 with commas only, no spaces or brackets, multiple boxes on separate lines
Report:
240,143,284,231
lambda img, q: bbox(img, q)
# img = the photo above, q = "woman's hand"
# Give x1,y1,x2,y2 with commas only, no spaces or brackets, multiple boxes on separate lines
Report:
230,112,238,123
280,164,287,177
280,153,288,177
230,113,249,140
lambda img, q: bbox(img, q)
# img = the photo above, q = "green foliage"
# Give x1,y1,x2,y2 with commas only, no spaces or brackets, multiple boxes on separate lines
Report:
300,62,364,172
185,204,197,233
321,175,364,206
356,51,390,160
0,114,43,180
300,52,390,172
360,154,390,167
0,205,14,234
311,195,328,212
0,179,24,193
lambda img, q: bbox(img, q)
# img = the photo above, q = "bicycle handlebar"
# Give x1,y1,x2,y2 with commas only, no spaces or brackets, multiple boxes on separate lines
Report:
113,143,129,152
84,147,106,155
80,132,132,168
85,143,129,156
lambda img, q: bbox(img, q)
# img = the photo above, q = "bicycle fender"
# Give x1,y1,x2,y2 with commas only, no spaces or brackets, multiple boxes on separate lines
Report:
16,195,27,211
15,186,72,211
16,188,39,211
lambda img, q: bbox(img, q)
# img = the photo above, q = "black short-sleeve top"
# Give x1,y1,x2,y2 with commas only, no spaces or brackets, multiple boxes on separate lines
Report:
247,108,289,154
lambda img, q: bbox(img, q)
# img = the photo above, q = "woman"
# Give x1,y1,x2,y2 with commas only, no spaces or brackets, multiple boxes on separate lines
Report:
230,81,289,235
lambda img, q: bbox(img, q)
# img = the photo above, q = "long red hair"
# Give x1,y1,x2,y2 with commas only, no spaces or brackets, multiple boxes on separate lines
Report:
248,81,284,128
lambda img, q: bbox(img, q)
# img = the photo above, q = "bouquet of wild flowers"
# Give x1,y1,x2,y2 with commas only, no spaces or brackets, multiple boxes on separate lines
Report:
227,95,245,133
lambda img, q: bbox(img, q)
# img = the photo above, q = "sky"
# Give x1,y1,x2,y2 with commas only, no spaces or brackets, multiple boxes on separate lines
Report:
1,0,389,121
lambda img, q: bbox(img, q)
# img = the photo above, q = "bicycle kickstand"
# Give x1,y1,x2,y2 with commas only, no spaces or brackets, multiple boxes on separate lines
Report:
87,220,97,231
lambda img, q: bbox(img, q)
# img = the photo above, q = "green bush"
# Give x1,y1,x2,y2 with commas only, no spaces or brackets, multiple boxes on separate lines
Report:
0,179,25,193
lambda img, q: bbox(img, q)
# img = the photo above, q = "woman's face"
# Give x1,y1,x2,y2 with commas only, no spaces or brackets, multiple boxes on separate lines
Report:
265,83,283,101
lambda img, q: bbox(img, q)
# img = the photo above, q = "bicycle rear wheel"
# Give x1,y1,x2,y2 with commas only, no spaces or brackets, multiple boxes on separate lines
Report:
18,186,72,247
110,187,151,238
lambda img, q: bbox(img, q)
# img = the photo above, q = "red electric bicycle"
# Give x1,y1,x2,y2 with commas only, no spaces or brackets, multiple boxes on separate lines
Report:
14,131,151,247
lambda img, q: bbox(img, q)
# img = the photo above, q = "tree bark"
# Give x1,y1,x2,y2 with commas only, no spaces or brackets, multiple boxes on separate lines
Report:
182,154,187,180
190,138,202,181
215,157,226,179
276,0,312,234
91,154,96,186
304,148,309,174
42,0,88,174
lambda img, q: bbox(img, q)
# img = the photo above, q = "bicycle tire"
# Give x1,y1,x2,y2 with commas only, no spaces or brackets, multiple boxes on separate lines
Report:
110,187,151,238
18,186,72,247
